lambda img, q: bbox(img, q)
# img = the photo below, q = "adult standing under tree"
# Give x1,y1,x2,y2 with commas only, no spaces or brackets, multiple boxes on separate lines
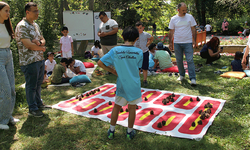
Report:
169,2,197,86
205,23,212,35
0,1,19,130
222,19,229,35
152,23,157,36
15,2,48,117
98,11,118,55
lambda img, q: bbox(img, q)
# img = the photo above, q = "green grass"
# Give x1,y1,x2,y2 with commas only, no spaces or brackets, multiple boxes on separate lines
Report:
1,55,250,150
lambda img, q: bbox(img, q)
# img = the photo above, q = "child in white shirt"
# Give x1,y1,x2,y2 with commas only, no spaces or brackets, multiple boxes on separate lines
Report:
60,26,74,58
91,40,101,58
68,58,86,75
45,52,56,77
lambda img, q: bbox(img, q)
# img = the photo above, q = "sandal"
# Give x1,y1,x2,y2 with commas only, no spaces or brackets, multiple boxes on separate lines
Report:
96,70,104,76
94,69,100,73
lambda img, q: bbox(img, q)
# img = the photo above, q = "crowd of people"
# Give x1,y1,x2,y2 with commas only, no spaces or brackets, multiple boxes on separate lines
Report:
1,1,249,141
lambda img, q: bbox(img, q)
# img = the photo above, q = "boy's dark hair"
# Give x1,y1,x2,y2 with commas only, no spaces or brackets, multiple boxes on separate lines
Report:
62,26,68,31
61,58,68,63
235,51,243,60
47,52,54,58
99,11,107,17
122,26,139,42
135,21,143,27
68,58,74,64
148,43,156,51
44,70,47,74
25,2,37,12
94,40,101,49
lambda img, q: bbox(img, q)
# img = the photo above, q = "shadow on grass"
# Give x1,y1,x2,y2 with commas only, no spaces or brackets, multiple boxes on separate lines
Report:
0,125,17,149
19,114,51,137
18,115,225,150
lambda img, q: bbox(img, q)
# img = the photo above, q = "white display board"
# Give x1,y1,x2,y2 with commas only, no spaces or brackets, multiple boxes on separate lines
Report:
63,11,94,41
94,12,111,41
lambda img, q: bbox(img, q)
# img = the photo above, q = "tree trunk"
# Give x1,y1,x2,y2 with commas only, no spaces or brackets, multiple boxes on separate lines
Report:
58,0,64,26
89,0,94,10
201,0,206,26
195,0,201,24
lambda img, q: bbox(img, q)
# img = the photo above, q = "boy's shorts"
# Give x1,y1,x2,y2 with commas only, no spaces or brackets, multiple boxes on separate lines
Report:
62,51,72,58
115,95,142,107
141,51,149,70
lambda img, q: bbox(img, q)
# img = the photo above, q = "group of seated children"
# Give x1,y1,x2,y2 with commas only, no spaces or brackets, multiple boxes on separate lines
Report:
148,42,174,72
42,52,86,86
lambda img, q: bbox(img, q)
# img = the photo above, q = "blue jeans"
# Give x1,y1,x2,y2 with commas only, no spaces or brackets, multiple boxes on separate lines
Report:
174,43,196,80
0,48,15,125
21,60,45,111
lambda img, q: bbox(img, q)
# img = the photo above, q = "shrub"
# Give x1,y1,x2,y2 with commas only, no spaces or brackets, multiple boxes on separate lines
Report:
220,36,248,45
153,35,169,45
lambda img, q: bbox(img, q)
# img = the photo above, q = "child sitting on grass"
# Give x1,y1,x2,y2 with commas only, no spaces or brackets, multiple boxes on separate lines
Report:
45,52,56,77
97,26,143,140
231,51,244,71
91,40,101,58
50,58,71,84
41,70,50,88
68,58,86,75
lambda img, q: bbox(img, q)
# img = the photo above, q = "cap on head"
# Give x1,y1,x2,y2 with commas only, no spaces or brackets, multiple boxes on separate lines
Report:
245,21,248,23
156,42,165,49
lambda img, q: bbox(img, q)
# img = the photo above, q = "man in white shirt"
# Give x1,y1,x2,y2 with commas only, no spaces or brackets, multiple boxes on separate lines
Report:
98,11,118,55
205,23,212,35
169,2,197,86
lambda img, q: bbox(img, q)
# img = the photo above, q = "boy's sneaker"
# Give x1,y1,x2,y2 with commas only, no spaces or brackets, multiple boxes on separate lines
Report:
151,71,157,76
28,110,44,117
126,129,136,140
191,79,197,86
0,124,9,130
107,129,115,140
143,80,148,87
177,76,184,81
9,116,20,125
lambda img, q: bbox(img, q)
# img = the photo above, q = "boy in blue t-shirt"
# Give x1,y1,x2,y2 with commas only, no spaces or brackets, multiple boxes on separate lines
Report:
98,26,143,140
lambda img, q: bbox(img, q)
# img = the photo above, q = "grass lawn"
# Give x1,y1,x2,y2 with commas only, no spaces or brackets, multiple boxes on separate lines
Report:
0,55,249,150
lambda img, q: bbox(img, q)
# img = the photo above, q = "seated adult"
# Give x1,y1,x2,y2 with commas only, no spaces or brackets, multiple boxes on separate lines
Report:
50,58,71,84
68,58,86,75
200,37,223,65
153,43,173,70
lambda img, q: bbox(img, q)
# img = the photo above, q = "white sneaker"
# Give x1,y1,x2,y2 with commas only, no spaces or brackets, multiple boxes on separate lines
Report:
9,117,20,125
151,71,157,76
177,76,184,81
147,71,152,76
191,79,197,86
0,124,9,130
